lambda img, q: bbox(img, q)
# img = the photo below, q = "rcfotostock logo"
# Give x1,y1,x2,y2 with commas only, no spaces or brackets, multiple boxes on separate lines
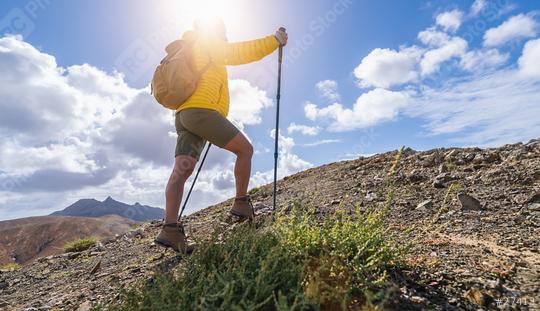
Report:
0,8,35,38
0,0,52,38
115,38,160,82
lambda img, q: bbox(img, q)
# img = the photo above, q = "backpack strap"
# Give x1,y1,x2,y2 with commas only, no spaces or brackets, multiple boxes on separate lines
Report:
197,40,213,78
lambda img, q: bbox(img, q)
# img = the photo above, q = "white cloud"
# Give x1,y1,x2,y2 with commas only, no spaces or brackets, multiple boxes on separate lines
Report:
436,10,464,32
304,89,410,132
460,49,509,71
287,123,320,136
418,29,468,76
302,139,341,147
484,14,538,47
354,47,421,88
251,131,313,186
470,0,487,16
316,80,340,102
418,28,452,46
227,79,273,129
519,38,540,78
406,68,540,146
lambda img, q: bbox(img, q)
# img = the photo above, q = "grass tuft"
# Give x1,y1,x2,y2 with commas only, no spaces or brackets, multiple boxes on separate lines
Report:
1,263,22,271
64,237,98,253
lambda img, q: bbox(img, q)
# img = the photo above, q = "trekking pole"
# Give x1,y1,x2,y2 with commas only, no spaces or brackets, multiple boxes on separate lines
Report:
178,143,212,221
273,27,286,214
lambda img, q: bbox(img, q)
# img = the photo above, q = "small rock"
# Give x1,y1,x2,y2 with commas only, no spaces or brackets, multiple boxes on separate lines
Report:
126,228,145,238
67,252,81,260
433,172,454,188
528,203,540,211
365,191,376,202
524,191,540,204
438,163,448,174
463,288,493,307
410,295,427,304
433,180,446,189
458,193,483,211
90,259,101,274
416,200,433,211
93,242,106,252
76,301,92,311
407,169,426,182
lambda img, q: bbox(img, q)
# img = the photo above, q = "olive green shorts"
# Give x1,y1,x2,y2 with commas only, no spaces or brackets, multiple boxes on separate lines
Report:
175,108,240,160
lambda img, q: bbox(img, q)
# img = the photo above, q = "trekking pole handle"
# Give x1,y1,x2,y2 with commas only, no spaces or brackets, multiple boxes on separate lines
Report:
278,27,286,63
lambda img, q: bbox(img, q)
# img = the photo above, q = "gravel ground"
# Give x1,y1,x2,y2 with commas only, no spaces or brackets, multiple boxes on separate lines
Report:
1,139,539,310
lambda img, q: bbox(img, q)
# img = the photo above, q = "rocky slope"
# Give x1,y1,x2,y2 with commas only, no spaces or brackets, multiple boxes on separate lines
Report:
0,215,137,265
51,197,164,222
0,139,539,310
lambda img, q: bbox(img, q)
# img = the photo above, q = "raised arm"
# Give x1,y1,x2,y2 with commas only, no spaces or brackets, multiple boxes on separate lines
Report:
221,35,280,65
196,29,287,66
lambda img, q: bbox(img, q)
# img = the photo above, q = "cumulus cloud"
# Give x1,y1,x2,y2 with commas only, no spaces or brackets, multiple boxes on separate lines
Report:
251,131,313,186
227,79,273,129
417,29,468,75
316,80,340,102
519,38,540,78
484,14,538,47
304,89,410,132
354,47,421,88
459,49,509,71
287,123,320,136
436,10,464,32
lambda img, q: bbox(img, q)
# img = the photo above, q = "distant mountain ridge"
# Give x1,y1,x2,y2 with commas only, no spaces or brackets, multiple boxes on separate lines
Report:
51,197,164,221
0,215,137,265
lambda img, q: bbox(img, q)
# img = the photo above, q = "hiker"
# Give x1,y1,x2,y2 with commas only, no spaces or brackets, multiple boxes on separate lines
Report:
155,18,288,252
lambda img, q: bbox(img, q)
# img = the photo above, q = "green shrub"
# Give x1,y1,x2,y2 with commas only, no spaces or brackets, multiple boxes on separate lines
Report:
108,204,402,310
64,237,98,253
248,187,260,195
1,263,22,271
445,161,456,171
274,204,402,309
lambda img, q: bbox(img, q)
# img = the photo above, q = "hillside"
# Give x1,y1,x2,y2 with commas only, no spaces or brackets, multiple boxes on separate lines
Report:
51,197,164,221
0,139,539,310
0,215,137,266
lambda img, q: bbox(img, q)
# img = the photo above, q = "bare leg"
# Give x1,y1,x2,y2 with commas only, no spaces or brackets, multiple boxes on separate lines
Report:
164,155,197,224
223,132,254,198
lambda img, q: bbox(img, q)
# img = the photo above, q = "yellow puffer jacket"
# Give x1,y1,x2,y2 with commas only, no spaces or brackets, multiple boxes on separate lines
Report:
177,31,280,117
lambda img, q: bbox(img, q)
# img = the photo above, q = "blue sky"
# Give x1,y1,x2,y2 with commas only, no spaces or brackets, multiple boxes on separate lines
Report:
1,0,539,220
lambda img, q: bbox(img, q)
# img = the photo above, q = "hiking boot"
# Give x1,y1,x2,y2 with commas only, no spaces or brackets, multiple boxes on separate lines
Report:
154,223,194,253
230,196,255,219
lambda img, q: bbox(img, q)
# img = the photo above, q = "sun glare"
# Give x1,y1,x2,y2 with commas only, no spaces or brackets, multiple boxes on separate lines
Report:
151,0,264,41
190,0,234,21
